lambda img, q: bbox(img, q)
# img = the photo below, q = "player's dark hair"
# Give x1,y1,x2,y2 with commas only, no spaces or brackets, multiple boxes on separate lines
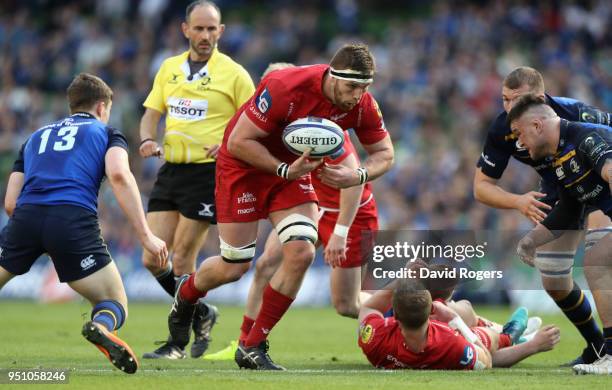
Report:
506,93,547,126
67,73,113,114
392,279,431,330
186,0,221,23
330,44,375,75
503,66,545,93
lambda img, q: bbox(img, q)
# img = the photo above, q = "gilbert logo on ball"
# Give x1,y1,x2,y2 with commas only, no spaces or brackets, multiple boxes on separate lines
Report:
282,117,345,158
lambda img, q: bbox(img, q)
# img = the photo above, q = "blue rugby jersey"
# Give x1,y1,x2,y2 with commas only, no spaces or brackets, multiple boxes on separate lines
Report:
12,112,128,213
477,95,611,194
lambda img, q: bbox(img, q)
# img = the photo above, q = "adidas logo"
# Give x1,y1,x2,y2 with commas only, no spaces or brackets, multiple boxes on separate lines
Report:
80,254,96,270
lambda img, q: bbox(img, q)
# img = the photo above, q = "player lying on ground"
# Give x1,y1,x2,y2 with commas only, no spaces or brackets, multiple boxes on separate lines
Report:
509,94,612,375
473,66,611,366
0,73,168,374
358,279,560,370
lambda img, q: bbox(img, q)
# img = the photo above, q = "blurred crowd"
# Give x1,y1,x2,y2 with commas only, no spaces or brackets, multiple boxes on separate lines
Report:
0,0,610,265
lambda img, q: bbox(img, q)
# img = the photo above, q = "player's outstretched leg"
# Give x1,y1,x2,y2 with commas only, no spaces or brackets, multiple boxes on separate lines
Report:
191,301,219,358
143,275,196,359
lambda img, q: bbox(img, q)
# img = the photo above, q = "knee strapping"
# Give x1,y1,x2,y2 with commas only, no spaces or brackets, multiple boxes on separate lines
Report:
220,237,256,263
275,214,318,244
585,227,612,252
534,251,575,278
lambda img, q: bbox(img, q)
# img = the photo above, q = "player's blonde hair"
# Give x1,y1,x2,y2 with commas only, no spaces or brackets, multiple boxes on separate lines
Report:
67,73,113,114
262,62,295,78
503,66,545,93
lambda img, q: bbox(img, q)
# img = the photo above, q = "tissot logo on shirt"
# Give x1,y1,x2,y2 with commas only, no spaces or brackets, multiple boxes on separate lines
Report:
167,97,208,121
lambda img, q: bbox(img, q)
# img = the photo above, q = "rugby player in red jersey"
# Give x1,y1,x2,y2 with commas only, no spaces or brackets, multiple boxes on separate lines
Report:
358,280,561,370
204,132,378,361
153,44,394,370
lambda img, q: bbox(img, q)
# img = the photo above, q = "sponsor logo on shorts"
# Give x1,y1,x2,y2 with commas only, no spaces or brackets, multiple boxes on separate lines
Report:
167,97,208,121
237,207,255,215
80,255,96,271
237,192,257,204
198,203,215,217
299,183,315,193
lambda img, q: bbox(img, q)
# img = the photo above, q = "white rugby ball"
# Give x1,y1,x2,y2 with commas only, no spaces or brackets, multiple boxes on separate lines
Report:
282,117,345,158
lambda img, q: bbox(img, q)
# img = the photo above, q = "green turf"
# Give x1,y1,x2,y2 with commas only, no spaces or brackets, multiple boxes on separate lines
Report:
0,301,608,389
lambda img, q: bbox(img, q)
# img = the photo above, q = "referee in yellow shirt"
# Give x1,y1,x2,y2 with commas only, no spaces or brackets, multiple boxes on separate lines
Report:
139,0,254,359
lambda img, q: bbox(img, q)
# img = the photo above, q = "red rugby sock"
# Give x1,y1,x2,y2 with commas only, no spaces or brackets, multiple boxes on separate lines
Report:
498,333,512,348
239,315,255,343
179,274,206,304
244,284,294,347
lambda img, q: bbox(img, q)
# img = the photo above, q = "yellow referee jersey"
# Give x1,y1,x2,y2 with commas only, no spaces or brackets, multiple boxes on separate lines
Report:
144,48,254,163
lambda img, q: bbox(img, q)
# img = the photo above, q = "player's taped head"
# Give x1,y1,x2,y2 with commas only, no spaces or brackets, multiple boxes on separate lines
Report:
585,227,612,252
534,251,574,278
276,214,318,245
220,237,256,263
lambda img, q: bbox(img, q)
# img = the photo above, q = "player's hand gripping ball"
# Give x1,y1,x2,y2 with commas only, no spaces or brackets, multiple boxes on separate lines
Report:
282,117,344,159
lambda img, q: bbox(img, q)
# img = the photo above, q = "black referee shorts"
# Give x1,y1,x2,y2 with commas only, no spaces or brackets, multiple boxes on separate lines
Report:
148,162,217,223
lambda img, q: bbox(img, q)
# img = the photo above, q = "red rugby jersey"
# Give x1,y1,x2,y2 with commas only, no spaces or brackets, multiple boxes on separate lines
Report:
218,64,387,168
358,314,478,370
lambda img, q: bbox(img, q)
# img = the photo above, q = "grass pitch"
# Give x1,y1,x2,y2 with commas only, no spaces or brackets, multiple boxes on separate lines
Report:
0,301,608,389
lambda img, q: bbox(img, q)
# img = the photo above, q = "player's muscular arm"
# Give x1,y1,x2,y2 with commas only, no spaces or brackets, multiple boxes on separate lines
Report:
138,108,163,158
4,172,24,217
227,112,321,179
361,135,394,182
105,147,168,266
473,169,551,223
325,154,364,267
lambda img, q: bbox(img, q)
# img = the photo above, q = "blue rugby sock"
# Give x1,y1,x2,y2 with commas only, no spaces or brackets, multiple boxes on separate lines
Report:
92,300,126,332
555,283,604,351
